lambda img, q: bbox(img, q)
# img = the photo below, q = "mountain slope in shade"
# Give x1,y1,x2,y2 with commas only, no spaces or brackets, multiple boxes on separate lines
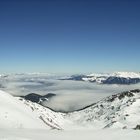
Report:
0,90,48,129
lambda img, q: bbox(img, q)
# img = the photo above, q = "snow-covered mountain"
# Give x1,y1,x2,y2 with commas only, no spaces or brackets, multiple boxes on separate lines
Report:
66,89,140,130
17,89,140,130
1,88,140,130
63,72,140,84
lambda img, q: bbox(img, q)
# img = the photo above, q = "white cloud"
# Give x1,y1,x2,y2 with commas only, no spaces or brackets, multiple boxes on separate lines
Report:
1,75,140,112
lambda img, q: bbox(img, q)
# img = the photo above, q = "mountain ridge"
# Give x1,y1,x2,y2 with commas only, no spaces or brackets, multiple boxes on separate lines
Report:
62,72,140,84
18,89,140,130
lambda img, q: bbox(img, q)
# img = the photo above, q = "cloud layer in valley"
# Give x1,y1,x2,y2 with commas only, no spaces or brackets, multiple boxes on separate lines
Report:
0,75,140,112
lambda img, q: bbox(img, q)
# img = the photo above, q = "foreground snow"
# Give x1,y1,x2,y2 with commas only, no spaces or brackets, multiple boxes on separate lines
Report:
0,90,47,129
0,89,140,140
0,129,140,140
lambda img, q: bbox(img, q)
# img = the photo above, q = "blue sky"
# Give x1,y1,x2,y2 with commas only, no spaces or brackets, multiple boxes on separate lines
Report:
0,0,140,74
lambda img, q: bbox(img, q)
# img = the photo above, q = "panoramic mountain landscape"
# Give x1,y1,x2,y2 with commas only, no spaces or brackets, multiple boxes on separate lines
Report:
0,0,140,139
0,73,140,139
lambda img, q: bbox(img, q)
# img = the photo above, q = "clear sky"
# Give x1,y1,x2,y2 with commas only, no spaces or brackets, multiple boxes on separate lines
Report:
0,0,140,74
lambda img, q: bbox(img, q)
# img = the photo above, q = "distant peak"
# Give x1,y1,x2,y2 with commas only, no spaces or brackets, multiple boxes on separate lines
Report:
112,72,140,78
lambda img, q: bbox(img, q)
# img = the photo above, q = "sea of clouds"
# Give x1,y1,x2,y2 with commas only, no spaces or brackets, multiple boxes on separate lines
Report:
0,74,140,112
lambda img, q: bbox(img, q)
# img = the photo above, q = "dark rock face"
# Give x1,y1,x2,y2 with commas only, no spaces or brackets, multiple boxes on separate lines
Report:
24,93,42,103
21,93,56,103
130,89,140,93
134,125,140,130
118,91,134,100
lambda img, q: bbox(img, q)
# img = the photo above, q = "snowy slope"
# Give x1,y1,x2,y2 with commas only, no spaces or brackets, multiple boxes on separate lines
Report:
18,89,140,130
18,97,65,130
0,90,48,129
66,89,140,129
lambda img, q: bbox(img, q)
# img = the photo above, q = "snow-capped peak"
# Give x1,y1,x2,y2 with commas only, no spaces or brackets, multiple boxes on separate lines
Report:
87,72,140,78
112,72,140,78
87,73,111,77
67,72,140,84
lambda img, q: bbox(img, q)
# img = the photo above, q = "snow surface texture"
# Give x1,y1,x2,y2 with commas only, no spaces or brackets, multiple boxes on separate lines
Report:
0,129,140,140
0,90,47,129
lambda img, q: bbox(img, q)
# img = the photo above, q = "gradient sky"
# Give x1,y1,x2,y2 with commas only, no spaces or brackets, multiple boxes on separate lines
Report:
0,0,140,74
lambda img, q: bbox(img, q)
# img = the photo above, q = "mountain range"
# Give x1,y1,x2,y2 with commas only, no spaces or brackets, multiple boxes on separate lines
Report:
62,72,140,84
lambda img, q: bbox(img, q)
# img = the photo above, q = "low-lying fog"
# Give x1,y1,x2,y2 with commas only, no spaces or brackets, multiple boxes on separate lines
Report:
0,74,140,112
